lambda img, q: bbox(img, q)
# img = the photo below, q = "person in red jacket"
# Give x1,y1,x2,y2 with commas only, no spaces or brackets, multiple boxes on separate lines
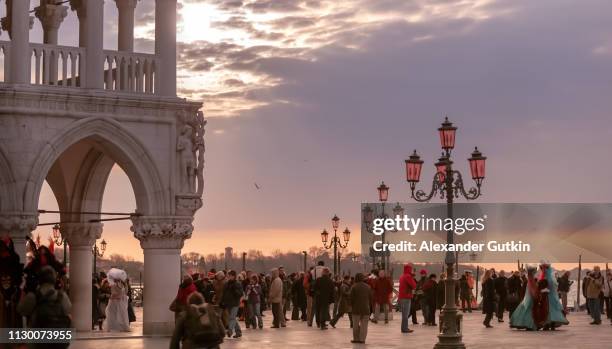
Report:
398,264,417,333
372,270,393,324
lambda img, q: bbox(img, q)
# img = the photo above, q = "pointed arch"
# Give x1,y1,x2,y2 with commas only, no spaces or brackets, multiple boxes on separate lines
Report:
24,117,169,217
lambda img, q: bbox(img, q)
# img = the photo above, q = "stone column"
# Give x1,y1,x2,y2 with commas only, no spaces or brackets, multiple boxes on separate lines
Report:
115,0,137,52
71,0,104,88
0,213,38,261
155,0,177,96
7,0,32,84
131,216,193,335
35,3,68,84
62,222,103,332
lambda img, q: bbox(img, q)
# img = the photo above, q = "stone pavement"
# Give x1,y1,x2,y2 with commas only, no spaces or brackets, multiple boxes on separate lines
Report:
72,308,612,349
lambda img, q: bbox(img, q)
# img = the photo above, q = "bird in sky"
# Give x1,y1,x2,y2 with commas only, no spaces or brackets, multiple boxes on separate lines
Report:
254,182,260,190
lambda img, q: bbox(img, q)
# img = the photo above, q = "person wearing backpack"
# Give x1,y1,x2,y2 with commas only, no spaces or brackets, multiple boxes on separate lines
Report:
18,266,72,349
221,270,243,338
170,292,225,349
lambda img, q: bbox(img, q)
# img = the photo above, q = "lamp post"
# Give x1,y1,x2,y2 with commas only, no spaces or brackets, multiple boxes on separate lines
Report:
302,251,308,272
321,215,350,276
242,252,247,272
51,223,68,265
92,239,107,275
362,182,404,273
404,117,486,349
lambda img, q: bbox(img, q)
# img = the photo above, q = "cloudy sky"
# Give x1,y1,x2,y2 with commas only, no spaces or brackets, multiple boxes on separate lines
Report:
18,0,612,260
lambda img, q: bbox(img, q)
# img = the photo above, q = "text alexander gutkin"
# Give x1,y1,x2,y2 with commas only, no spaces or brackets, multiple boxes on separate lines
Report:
371,240,531,253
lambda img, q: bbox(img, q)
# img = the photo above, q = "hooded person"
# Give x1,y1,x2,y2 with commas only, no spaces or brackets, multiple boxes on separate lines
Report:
398,264,417,333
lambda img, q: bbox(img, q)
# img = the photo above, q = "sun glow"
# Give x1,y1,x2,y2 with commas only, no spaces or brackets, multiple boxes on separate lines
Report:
179,3,220,43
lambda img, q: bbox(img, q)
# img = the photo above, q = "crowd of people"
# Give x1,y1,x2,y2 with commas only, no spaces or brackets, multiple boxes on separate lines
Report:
0,236,136,349
169,259,612,348
2,235,612,349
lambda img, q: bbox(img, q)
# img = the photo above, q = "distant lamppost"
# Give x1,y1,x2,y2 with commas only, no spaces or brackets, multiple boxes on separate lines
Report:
92,239,107,275
302,251,308,272
404,117,486,349
376,181,390,271
362,181,403,273
51,223,68,264
321,215,350,275
242,252,247,271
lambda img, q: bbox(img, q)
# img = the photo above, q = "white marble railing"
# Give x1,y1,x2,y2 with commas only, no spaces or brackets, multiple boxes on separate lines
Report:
104,51,158,94
0,42,159,95
30,43,85,87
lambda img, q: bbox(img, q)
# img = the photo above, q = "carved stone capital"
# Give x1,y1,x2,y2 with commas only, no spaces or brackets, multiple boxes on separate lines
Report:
35,4,68,31
115,0,138,10
60,222,103,247
175,195,203,216
131,216,193,249
0,213,39,237
0,16,34,38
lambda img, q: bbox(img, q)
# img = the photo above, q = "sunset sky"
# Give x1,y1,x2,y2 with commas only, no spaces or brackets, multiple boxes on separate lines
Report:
13,0,612,261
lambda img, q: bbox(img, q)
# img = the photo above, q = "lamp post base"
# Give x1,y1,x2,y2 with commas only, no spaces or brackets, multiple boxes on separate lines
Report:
434,264,465,349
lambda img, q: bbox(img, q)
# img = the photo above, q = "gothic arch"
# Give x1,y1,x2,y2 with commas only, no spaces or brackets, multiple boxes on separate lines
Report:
24,117,169,217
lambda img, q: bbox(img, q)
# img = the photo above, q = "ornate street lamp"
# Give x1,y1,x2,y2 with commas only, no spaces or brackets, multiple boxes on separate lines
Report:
377,181,389,202
51,223,68,264
321,215,350,275
404,117,486,349
92,239,107,275
392,202,404,217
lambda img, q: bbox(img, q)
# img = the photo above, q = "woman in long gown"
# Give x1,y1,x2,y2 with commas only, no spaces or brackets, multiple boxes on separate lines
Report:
539,261,569,329
510,265,538,330
105,277,131,332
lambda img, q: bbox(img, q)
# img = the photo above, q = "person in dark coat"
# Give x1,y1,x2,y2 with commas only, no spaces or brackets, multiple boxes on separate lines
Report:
91,276,101,330
331,275,352,328
221,270,243,338
349,273,372,344
292,272,307,321
313,268,335,330
507,271,523,317
422,274,438,326
0,238,23,330
481,269,496,328
494,270,508,322
459,274,471,312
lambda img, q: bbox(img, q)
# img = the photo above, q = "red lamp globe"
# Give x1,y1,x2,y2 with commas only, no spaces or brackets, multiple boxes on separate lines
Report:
377,181,389,202
468,147,487,184
435,154,451,184
438,116,457,151
342,228,351,243
405,150,424,183
321,229,329,243
331,215,340,230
